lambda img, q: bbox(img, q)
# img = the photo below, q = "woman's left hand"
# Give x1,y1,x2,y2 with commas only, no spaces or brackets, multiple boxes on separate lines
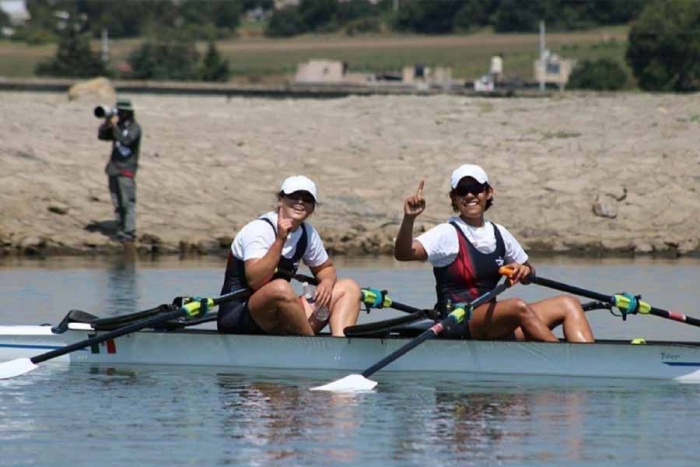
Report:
503,262,532,285
314,278,334,308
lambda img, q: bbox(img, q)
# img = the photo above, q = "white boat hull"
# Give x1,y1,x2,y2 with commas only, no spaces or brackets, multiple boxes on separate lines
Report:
1,325,700,382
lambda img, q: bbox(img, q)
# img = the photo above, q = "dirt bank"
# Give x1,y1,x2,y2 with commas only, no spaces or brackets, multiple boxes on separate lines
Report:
1,90,699,258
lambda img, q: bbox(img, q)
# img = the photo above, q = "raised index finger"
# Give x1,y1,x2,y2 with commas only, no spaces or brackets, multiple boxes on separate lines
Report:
416,180,425,198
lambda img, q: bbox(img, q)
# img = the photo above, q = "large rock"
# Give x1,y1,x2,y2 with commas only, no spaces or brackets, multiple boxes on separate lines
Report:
67,77,116,103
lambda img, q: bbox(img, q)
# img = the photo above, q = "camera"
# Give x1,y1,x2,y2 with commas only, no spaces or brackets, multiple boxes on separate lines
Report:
93,105,116,119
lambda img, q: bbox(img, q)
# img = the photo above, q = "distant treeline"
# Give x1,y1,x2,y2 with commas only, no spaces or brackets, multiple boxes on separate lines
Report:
12,0,271,42
10,0,650,42
269,0,651,37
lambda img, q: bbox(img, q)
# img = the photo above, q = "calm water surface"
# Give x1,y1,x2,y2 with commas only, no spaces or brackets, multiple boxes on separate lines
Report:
1,256,700,466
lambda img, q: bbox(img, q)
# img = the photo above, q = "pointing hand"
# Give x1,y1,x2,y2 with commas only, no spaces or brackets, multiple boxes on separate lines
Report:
404,180,426,218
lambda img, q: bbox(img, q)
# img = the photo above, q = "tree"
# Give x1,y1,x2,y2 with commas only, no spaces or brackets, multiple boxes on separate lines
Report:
298,0,337,32
128,38,200,81
79,0,179,38
492,0,541,32
199,41,230,82
266,7,306,37
453,0,498,32
626,0,700,92
567,59,629,91
394,0,465,34
35,18,107,78
0,8,10,28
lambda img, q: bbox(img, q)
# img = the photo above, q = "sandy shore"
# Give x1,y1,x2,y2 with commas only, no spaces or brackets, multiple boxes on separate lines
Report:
1,90,699,258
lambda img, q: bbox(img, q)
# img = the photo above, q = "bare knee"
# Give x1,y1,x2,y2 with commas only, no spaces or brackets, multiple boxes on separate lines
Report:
512,299,537,321
264,279,298,304
333,278,361,299
559,295,585,317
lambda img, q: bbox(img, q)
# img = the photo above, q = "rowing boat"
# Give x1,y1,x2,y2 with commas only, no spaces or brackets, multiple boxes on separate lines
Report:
1,320,700,383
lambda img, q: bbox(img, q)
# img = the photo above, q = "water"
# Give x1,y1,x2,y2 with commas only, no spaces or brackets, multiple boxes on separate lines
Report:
1,256,700,466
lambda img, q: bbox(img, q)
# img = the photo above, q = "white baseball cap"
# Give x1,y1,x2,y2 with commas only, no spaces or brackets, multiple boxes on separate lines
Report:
280,175,318,202
450,164,489,188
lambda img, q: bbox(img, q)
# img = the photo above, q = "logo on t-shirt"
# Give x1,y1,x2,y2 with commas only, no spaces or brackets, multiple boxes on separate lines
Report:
495,256,504,267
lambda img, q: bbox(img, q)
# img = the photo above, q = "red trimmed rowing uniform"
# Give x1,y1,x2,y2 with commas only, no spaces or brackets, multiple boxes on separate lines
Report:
432,222,506,339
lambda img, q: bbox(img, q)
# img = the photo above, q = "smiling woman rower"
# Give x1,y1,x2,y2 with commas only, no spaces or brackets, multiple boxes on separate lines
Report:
218,175,361,336
394,164,594,343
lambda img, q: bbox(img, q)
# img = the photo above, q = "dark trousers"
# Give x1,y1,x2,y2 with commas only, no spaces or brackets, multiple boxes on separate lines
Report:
108,175,136,236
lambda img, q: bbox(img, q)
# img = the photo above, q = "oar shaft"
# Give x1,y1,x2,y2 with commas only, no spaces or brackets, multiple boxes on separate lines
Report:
361,319,448,378
531,275,700,328
32,307,185,364
530,276,609,302
360,282,509,379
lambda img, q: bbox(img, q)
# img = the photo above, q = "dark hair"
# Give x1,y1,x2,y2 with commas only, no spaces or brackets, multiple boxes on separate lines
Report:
449,184,493,212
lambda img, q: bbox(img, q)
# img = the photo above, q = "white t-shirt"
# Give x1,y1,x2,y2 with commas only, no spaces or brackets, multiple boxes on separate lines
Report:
416,217,528,268
231,211,329,268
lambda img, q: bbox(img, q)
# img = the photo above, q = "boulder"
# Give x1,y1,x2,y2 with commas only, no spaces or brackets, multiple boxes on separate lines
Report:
67,77,116,103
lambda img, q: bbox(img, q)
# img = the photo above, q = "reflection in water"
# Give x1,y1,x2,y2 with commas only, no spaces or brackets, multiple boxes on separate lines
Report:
384,384,593,465
216,373,362,465
106,255,138,316
2,364,700,466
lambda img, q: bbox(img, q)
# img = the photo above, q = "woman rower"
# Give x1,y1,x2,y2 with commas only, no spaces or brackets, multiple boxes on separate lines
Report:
394,164,594,343
218,175,361,336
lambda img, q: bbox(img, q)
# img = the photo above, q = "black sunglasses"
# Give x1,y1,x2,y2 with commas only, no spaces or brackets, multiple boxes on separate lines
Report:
453,183,488,197
285,192,316,204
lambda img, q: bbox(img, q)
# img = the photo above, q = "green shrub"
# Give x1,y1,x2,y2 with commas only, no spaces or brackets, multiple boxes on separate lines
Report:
345,17,382,35
128,38,200,80
568,59,629,91
35,27,107,77
199,41,230,82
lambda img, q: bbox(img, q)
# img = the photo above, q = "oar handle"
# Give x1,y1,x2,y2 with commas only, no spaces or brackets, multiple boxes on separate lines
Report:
30,289,249,365
360,281,509,379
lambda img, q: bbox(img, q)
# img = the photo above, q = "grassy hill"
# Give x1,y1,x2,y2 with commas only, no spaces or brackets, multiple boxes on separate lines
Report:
0,26,630,84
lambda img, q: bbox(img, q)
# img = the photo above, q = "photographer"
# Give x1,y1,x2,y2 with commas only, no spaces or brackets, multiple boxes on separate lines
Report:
97,98,142,242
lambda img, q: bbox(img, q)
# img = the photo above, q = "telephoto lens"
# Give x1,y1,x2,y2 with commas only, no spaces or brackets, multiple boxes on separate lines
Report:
93,105,115,118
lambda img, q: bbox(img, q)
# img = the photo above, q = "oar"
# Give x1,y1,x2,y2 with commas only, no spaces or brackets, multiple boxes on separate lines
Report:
528,275,700,328
311,280,510,392
0,288,249,380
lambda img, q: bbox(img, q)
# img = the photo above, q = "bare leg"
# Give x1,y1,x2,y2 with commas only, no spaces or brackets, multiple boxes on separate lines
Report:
326,278,361,337
469,298,558,342
525,295,595,343
247,279,314,336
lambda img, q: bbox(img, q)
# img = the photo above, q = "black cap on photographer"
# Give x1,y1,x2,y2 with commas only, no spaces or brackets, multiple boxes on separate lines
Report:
116,98,134,113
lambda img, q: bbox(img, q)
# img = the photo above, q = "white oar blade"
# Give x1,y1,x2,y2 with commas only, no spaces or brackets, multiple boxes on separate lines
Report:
310,374,378,392
0,358,38,379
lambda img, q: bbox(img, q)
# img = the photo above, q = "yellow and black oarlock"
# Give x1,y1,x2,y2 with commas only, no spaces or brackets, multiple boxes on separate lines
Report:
0,288,250,380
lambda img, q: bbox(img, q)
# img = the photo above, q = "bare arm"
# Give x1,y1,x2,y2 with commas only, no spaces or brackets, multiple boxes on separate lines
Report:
244,239,285,290
244,208,294,290
394,216,428,261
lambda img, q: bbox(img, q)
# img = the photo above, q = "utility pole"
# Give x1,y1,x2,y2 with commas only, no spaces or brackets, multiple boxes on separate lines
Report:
101,27,109,64
393,0,399,14
539,20,545,91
